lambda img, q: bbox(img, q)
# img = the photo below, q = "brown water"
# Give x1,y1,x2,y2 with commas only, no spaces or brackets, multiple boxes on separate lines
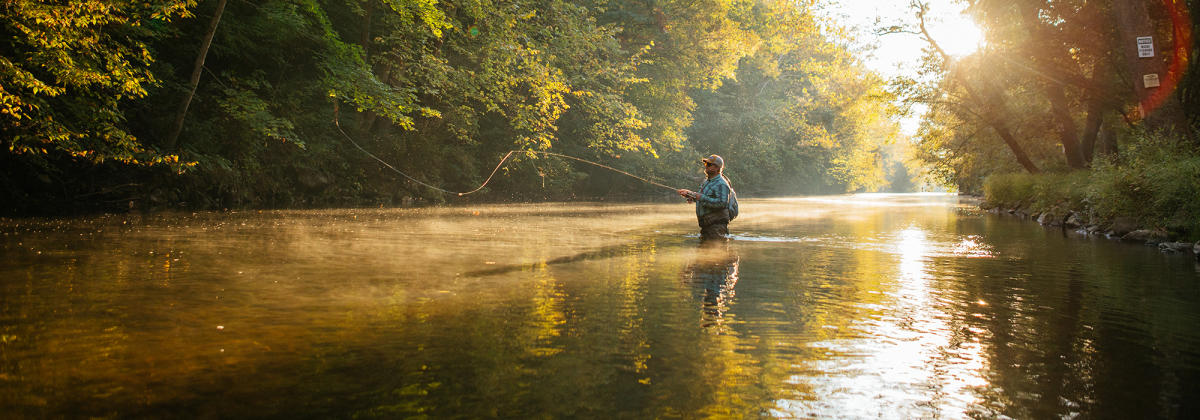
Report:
2,194,1199,418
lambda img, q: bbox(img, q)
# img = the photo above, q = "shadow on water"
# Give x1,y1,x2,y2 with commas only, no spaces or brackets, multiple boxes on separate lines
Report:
462,239,688,277
463,234,738,278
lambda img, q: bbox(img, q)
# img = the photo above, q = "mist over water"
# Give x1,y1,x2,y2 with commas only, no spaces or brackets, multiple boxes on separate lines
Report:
3,194,1199,418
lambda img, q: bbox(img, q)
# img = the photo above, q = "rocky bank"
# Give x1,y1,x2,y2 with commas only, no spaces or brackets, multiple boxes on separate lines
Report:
983,201,1199,261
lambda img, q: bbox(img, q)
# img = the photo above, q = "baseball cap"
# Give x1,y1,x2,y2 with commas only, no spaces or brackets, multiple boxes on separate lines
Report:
702,154,724,168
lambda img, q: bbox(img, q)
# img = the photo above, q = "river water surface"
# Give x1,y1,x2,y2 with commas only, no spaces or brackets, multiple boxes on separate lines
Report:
3,194,1200,418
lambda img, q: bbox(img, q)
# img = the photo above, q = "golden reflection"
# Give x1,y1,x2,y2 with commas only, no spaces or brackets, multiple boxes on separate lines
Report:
777,224,994,417
886,227,993,414
526,265,567,357
684,244,741,332
679,243,769,418
898,227,928,281
952,235,995,258
617,240,655,383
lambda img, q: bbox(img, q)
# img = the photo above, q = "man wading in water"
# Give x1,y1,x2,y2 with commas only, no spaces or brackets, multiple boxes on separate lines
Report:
678,154,738,241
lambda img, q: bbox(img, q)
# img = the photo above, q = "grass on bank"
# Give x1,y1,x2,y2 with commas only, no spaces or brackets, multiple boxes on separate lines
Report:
982,133,1200,240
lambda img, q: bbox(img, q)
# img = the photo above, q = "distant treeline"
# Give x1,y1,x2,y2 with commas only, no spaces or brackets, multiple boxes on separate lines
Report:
0,0,907,215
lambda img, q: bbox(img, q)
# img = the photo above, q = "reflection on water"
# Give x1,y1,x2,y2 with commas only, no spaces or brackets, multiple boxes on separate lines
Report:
683,243,740,331
2,194,1200,418
783,226,992,418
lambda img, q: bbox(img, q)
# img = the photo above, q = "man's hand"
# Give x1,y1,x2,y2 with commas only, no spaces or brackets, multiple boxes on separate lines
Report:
677,189,698,202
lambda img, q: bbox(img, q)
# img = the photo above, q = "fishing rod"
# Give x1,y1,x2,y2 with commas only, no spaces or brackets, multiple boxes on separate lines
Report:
334,105,680,196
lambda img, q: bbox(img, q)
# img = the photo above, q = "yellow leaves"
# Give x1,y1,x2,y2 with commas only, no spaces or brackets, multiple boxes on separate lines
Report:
418,107,442,118
1,0,191,165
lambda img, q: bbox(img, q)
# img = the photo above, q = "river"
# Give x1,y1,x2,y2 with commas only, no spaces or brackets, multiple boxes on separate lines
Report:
2,193,1199,418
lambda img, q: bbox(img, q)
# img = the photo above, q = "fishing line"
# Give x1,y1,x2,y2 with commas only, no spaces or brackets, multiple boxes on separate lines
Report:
334,105,679,196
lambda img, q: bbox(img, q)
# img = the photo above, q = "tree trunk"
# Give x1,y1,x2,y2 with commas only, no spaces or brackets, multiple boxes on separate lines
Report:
916,5,1040,174
989,119,1041,174
1044,84,1087,168
956,82,1040,174
358,1,381,133
1111,0,1189,135
165,0,228,151
1096,124,1118,160
1079,98,1104,163
359,0,372,51
1014,2,1086,169
1079,86,1115,165
1080,60,1114,164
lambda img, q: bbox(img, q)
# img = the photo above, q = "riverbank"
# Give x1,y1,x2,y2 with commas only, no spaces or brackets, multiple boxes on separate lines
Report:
980,166,1200,258
982,198,1199,256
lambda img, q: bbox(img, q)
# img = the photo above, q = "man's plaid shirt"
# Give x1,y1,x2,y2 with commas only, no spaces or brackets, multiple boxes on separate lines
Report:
694,174,732,218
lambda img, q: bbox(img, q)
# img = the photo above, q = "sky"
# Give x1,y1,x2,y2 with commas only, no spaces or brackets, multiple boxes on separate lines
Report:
821,0,984,135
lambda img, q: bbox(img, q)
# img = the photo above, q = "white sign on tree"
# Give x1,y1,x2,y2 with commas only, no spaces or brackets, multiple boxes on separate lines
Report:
1137,36,1155,58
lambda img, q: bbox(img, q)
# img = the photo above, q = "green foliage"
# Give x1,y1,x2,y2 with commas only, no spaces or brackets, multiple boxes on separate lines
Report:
983,132,1200,238
1,0,906,212
982,173,1036,207
687,4,899,195
1033,171,1090,210
1088,133,1200,235
0,0,194,164
983,170,1089,210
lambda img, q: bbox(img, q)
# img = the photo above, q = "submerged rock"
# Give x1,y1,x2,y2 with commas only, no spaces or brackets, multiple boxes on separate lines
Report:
1108,217,1138,237
1158,242,1194,253
1037,209,1066,226
1063,212,1084,228
1122,229,1170,244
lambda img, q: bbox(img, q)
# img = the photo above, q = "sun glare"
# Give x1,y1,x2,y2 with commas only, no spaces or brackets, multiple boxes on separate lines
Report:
933,14,985,57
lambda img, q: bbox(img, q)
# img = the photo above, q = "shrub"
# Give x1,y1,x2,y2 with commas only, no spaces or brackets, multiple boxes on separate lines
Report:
982,172,1036,208
982,171,1088,212
1087,132,1200,238
971,131,1200,239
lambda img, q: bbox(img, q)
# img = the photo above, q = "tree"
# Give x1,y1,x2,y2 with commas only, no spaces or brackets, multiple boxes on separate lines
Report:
970,0,1127,167
1111,0,1190,136
895,1,1041,174
0,0,194,164
1,0,907,211
689,2,898,194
